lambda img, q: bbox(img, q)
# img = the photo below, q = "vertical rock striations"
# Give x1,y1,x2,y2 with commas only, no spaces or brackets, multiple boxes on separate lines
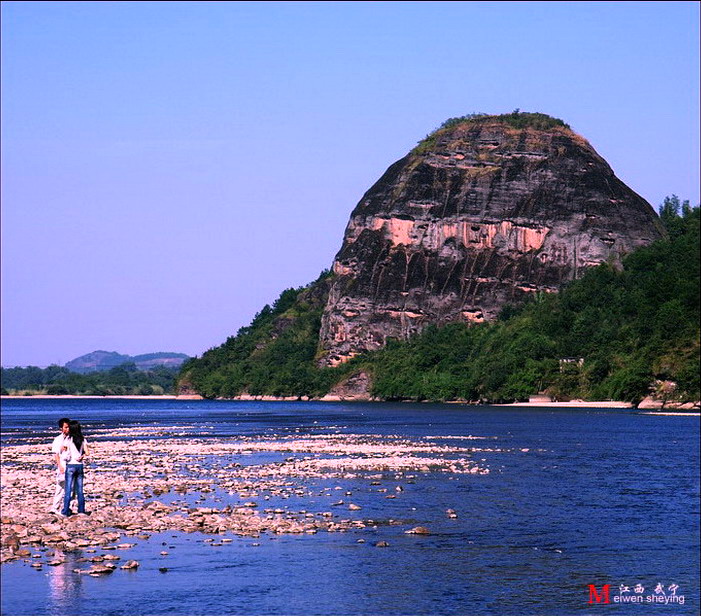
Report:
318,113,665,366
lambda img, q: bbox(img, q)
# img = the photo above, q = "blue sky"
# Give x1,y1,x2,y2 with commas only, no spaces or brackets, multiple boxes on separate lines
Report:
2,1,699,367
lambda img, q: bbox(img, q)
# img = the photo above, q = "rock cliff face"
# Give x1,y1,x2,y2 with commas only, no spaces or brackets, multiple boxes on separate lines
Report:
318,114,665,366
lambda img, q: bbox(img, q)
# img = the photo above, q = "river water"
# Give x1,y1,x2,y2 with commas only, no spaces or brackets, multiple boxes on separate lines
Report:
1,398,698,615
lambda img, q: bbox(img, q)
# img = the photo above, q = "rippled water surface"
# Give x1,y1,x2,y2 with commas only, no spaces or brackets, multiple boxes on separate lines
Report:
1,399,699,615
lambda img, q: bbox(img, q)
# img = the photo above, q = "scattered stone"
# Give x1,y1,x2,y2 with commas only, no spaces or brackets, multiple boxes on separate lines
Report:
120,560,139,570
0,427,490,564
88,565,114,576
375,541,389,547
405,526,431,535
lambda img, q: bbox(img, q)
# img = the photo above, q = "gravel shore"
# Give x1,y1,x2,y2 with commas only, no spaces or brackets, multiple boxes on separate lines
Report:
1,426,492,572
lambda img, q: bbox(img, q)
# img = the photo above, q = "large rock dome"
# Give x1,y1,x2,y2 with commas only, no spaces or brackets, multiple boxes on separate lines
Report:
318,113,665,366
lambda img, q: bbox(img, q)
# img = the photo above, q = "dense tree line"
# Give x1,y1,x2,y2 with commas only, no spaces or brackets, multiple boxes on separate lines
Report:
179,197,699,405
1,363,181,396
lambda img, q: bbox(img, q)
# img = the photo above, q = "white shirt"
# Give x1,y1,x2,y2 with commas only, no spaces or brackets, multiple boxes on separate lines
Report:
51,434,70,461
65,437,87,464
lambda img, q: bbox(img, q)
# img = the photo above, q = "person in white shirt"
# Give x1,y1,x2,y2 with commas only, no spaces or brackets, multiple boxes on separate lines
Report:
60,420,89,517
49,418,71,514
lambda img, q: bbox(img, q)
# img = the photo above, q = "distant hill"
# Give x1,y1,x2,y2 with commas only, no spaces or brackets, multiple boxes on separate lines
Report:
65,350,189,374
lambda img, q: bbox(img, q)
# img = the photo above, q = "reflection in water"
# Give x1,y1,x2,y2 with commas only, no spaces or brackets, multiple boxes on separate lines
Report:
48,557,83,616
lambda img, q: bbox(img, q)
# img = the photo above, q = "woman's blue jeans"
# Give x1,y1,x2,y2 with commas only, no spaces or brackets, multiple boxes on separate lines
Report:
62,464,85,515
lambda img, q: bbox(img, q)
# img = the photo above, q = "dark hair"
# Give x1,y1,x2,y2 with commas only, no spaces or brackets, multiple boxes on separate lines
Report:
58,417,70,428
69,420,84,452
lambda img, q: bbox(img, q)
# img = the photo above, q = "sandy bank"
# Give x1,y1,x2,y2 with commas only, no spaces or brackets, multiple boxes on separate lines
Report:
495,400,634,408
1,395,203,400
497,400,700,412
639,411,700,416
0,395,634,407
3,394,697,411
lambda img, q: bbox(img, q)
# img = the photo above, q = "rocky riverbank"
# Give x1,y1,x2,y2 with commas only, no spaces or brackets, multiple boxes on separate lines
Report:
1,427,494,571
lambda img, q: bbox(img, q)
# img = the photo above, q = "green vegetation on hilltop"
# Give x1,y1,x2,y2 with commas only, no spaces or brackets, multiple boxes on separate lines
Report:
414,110,571,153
178,197,699,406
439,110,570,131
